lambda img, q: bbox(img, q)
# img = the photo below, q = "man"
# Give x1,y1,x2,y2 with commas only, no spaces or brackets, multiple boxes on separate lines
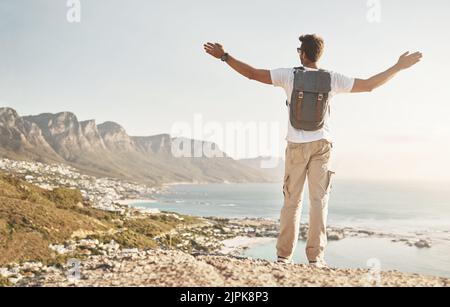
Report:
203,34,422,267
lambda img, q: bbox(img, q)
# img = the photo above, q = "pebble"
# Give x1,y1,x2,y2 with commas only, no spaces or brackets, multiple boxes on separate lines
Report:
415,239,432,249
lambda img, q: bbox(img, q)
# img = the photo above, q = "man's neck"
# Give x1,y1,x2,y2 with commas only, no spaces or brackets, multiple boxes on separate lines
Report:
304,62,319,69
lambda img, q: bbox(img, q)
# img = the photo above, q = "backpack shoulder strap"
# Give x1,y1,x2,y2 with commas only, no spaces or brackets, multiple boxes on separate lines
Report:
286,67,305,107
287,68,305,108
293,67,305,91
316,70,332,93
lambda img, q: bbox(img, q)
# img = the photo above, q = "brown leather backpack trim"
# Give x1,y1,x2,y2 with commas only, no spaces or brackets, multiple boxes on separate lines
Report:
296,91,304,122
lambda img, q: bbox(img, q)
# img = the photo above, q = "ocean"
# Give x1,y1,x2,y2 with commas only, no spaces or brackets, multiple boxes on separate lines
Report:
132,181,450,278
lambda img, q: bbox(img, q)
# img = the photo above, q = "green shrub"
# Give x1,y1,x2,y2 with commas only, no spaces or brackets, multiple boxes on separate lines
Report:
46,188,83,209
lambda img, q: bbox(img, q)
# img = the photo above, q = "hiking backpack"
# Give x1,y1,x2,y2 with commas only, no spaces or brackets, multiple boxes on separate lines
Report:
287,67,332,131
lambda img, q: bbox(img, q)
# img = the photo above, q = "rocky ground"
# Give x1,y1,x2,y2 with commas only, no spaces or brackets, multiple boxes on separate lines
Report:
15,249,449,287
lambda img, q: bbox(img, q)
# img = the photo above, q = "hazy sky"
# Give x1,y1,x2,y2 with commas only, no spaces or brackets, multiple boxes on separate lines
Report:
1,0,450,182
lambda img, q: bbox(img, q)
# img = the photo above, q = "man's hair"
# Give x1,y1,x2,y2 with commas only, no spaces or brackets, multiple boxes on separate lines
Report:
299,34,325,63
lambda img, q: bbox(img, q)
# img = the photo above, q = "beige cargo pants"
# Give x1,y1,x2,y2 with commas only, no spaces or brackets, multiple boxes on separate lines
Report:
277,139,335,263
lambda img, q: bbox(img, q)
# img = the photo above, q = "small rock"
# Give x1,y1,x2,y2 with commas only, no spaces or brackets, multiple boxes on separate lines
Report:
0,268,13,278
79,239,99,249
122,248,139,255
80,249,92,256
8,275,23,285
22,262,43,272
415,240,432,249
22,272,35,278
49,244,74,255
358,230,375,236
328,231,345,241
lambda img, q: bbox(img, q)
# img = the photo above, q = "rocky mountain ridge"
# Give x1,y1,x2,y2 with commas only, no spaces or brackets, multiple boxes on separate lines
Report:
0,107,280,185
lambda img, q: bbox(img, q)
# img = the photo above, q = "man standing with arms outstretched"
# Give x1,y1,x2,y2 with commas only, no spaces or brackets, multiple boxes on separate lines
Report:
204,34,422,267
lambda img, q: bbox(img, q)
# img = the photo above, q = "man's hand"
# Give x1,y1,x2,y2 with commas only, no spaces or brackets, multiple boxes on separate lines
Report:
202,42,272,85
352,51,423,93
203,42,226,59
395,51,423,70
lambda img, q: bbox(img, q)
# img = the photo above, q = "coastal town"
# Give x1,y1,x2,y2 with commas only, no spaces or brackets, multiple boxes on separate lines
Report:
0,158,160,213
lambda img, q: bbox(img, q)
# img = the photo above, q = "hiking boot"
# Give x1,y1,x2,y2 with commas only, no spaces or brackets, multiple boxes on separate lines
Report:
309,260,328,269
277,257,293,264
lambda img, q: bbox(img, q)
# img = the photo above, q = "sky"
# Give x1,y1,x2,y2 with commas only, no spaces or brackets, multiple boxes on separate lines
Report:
1,0,450,182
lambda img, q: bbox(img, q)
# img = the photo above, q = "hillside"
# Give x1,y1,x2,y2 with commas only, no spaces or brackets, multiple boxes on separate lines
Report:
0,173,200,267
239,156,285,182
0,107,278,185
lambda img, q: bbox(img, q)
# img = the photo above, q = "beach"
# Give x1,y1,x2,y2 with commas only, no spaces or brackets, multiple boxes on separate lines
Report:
117,199,158,206
220,237,276,255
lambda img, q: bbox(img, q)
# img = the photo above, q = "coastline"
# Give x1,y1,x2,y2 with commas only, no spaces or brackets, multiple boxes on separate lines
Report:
123,194,438,254
220,237,276,255
117,198,158,206
162,181,209,187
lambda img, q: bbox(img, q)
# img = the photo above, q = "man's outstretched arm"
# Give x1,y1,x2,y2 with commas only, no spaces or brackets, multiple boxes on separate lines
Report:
203,42,272,85
352,51,423,93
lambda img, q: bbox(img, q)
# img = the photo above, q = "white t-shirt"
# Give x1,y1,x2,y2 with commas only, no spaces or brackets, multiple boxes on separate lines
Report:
271,67,355,144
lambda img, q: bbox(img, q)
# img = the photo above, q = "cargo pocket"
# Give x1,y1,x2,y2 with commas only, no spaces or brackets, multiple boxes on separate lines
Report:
288,143,305,165
326,171,336,193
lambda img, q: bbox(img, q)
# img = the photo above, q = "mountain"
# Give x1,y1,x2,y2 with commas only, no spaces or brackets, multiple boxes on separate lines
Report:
98,121,136,152
80,120,107,150
133,134,172,155
23,112,129,180
0,107,280,185
132,135,269,183
0,108,62,163
23,112,94,161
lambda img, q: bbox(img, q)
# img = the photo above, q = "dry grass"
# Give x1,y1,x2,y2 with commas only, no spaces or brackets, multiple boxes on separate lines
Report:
0,173,202,266
0,196,117,265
